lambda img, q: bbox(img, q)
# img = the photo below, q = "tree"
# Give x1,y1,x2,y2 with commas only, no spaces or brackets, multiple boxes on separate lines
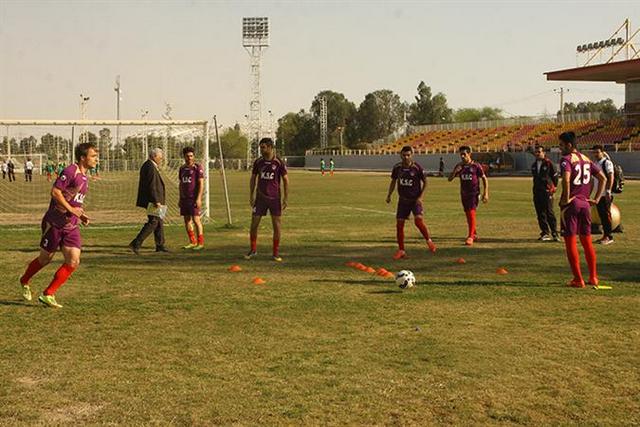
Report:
276,110,318,155
560,99,619,118
310,90,357,147
453,107,504,123
407,81,453,125
353,89,406,143
217,125,248,159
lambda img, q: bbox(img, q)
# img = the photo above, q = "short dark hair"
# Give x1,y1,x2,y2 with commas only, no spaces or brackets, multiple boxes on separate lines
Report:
559,131,576,145
592,144,604,152
75,142,96,162
259,137,274,146
401,145,413,153
459,146,471,154
534,145,545,152
182,146,195,156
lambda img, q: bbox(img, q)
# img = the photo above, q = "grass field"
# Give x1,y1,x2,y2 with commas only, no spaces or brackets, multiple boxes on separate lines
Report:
1,170,639,425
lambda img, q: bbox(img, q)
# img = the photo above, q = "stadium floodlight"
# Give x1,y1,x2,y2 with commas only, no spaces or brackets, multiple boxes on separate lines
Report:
243,17,269,168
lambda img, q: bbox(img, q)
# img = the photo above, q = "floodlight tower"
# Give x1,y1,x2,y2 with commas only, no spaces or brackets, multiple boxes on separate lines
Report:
242,17,269,166
319,96,328,149
114,75,122,148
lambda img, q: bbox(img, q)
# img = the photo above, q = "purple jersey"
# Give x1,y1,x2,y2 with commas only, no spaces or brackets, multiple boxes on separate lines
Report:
179,163,204,200
560,151,601,208
458,162,485,195
253,157,287,199
43,164,88,229
391,162,426,200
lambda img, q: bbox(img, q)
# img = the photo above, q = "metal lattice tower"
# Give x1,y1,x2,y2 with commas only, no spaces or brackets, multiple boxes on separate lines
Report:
243,17,269,166
319,96,328,149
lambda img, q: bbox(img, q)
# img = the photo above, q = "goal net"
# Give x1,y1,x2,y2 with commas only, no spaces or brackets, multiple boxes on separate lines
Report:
0,120,229,226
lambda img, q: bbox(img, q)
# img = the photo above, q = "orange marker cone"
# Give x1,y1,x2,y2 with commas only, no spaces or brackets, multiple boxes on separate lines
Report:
456,258,466,264
496,267,508,275
384,272,395,279
376,268,388,276
346,261,357,268
252,277,266,285
229,265,242,272
365,267,376,273
356,264,368,271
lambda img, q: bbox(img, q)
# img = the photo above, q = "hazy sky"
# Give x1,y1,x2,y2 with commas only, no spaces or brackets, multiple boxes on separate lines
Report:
1,0,638,128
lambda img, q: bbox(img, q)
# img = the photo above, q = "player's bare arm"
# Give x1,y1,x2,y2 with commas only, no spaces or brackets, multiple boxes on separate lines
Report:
282,174,290,210
560,170,571,206
249,173,257,207
386,178,397,203
590,170,607,205
481,175,489,203
448,163,462,181
51,187,84,219
197,177,204,209
417,177,427,204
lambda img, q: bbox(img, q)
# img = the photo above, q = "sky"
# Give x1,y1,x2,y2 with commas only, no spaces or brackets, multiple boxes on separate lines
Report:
0,0,638,129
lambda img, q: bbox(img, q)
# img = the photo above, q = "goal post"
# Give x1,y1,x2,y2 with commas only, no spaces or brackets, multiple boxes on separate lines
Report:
0,119,232,227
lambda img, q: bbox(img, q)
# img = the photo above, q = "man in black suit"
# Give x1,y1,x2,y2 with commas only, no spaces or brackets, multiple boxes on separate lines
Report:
129,148,168,254
531,145,559,241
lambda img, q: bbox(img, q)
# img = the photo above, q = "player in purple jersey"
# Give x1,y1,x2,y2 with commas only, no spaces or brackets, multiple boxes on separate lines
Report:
558,132,607,288
246,138,289,261
386,146,436,260
19,142,98,308
179,147,205,250
448,146,489,246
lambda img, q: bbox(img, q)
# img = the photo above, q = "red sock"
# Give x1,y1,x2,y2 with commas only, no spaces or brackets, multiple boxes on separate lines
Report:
579,235,598,284
187,229,196,244
21,258,45,285
414,217,431,241
273,238,280,257
250,230,257,252
465,209,477,238
396,220,405,250
563,235,583,282
43,264,76,296
197,234,204,245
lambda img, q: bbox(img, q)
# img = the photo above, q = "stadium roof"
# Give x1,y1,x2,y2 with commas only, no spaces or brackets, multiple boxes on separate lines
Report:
545,58,640,83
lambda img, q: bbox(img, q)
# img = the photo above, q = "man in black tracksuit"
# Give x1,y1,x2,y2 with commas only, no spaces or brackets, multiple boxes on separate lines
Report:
531,145,559,241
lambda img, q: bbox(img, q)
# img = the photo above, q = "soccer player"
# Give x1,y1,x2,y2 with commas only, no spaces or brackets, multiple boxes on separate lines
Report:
246,137,289,262
179,146,205,250
24,157,34,182
329,158,335,176
320,158,326,176
531,145,559,241
558,132,607,288
591,145,615,245
386,146,436,259
448,146,489,246
19,142,97,308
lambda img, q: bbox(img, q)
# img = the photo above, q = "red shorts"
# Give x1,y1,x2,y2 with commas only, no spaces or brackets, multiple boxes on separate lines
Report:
180,200,201,217
253,196,282,217
40,220,82,252
561,203,591,237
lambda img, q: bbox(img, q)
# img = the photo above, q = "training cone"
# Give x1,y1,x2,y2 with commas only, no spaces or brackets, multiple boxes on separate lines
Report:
365,267,376,274
496,267,508,275
356,264,368,271
456,257,466,264
229,265,242,272
346,261,357,268
252,277,266,285
376,268,388,276
384,272,395,279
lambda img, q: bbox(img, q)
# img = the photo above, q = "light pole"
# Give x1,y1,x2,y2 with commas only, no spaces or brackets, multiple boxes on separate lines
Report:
141,109,149,159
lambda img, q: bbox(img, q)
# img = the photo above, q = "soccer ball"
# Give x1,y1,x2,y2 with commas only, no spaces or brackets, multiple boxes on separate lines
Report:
395,270,416,289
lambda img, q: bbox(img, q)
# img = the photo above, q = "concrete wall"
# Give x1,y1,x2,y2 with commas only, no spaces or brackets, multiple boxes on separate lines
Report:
306,152,640,175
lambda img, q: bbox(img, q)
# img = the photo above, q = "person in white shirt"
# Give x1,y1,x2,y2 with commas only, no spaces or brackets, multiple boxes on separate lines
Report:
1,160,7,180
25,158,34,182
591,145,615,245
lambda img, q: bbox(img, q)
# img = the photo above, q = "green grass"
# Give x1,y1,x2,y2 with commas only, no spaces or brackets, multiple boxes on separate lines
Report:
1,171,639,424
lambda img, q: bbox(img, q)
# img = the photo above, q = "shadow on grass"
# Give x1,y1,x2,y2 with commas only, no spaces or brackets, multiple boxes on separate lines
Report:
367,289,403,294
0,300,38,307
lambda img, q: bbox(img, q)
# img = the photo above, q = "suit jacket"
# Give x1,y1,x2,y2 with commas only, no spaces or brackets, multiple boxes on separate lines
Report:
136,159,166,208
531,157,558,194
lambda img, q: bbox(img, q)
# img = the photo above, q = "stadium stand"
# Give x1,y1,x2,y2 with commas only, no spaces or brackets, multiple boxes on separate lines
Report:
374,119,640,154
